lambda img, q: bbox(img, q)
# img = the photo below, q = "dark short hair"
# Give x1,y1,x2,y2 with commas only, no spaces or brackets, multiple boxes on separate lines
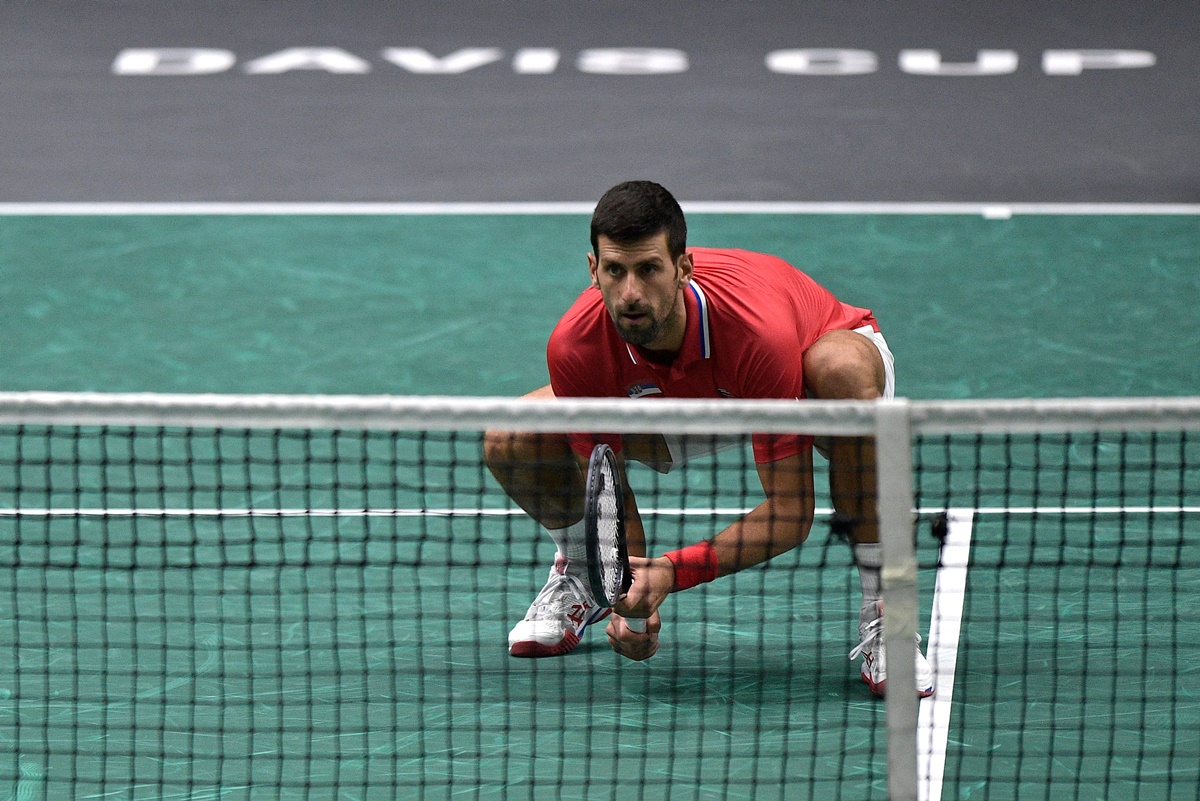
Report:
590,181,687,261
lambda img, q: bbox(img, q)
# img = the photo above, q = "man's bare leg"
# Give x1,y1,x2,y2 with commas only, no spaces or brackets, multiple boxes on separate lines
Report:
483,386,649,656
482,386,582,531
803,329,886,544
803,328,932,696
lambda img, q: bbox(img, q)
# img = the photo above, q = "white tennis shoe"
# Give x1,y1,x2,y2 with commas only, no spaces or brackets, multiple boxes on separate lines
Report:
848,600,935,698
509,556,610,658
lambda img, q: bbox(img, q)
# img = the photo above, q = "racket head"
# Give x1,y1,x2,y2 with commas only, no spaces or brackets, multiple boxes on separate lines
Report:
584,443,631,609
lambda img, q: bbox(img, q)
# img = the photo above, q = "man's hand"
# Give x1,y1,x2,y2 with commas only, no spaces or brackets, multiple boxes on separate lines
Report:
605,611,661,660
605,555,675,660
620,555,675,618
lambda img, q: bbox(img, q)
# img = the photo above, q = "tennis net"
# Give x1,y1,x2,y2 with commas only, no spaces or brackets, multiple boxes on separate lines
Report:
0,393,1196,801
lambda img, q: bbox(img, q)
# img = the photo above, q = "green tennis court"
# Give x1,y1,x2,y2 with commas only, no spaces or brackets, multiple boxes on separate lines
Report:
1,211,1197,800
3,212,1197,397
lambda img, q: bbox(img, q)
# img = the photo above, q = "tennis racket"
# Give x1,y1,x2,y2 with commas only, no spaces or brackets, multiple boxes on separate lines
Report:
584,443,647,633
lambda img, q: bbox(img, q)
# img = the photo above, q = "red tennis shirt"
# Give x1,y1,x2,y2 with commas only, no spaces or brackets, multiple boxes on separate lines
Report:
548,247,878,464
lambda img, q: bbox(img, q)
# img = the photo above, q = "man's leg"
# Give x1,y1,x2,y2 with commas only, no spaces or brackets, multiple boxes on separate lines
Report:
483,385,654,550
804,329,933,697
482,385,583,531
482,386,606,657
804,328,885,543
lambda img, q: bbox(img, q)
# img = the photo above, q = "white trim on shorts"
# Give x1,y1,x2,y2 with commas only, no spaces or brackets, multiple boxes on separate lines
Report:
662,325,895,471
857,324,896,401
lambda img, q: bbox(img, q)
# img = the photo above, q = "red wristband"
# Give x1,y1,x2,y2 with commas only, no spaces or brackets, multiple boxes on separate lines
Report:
664,541,719,592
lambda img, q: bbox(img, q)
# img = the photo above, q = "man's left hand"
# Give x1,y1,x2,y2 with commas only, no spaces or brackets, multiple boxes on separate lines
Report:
606,611,661,661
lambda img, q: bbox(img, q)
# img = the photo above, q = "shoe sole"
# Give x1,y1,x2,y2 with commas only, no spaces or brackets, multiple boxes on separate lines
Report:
509,631,581,658
862,673,935,699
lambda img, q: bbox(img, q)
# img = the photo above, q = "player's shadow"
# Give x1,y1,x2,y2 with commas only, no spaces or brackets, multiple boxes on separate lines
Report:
563,636,872,707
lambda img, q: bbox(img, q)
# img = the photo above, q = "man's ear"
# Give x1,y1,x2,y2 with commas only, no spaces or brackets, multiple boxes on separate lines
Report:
677,251,694,285
588,252,600,288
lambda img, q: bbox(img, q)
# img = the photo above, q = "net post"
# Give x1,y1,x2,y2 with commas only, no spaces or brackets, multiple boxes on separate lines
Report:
875,398,919,801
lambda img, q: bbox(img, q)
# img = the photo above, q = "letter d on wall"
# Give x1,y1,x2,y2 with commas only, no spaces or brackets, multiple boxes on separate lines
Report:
112,48,236,75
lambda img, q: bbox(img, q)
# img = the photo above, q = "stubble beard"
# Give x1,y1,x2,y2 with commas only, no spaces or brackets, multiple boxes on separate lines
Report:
613,294,681,349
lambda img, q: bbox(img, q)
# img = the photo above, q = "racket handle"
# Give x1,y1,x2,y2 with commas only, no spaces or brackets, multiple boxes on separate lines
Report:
625,617,647,633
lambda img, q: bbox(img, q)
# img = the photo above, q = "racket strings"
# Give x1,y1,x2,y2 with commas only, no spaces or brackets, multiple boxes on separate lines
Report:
596,462,626,604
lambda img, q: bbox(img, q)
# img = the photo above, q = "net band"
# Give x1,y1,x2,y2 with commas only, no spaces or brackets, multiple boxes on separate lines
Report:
2,392,1198,433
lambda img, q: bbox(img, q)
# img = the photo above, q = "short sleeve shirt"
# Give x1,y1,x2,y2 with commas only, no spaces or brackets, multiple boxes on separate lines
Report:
547,247,878,463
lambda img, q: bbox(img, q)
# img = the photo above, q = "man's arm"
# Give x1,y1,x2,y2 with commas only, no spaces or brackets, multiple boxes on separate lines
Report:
607,449,815,660
708,449,817,575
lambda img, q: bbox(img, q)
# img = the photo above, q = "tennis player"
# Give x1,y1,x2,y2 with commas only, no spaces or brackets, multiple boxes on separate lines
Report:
485,180,933,697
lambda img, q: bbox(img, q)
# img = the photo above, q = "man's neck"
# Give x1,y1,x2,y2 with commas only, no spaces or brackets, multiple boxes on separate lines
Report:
638,346,678,366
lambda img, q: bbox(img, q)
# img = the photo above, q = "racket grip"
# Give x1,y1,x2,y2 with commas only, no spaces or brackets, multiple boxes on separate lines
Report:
625,617,648,633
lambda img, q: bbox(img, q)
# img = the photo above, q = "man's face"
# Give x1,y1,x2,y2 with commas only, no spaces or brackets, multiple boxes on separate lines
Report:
588,232,693,352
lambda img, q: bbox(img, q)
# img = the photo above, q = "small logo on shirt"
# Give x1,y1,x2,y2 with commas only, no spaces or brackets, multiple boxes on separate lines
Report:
627,382,663,399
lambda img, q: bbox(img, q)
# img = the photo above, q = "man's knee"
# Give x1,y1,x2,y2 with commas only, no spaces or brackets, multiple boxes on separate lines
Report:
483,385,565,471
483,429,574,473
804,330,885,401
482,428,518,472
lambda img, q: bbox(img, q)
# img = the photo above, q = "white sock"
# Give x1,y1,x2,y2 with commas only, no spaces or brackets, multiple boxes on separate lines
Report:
548,519,588,567
853,542,883,606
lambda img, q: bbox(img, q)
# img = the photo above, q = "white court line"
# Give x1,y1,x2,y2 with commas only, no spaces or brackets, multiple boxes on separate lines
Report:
918,509,975,801
0,202,1198,216
955,505,1200,515
0,505,1193,517
0,506,756,518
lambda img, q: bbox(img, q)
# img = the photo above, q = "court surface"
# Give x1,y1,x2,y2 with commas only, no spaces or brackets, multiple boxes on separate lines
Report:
1,210,1197,801
2,2,1199,800
2,211,1197,398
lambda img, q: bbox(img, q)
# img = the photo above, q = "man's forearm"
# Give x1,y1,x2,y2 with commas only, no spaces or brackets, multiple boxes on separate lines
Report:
710,497,815,577
654,451,815,597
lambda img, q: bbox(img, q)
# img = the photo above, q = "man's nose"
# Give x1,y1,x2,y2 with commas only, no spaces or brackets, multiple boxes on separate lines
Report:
618,276,642,304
